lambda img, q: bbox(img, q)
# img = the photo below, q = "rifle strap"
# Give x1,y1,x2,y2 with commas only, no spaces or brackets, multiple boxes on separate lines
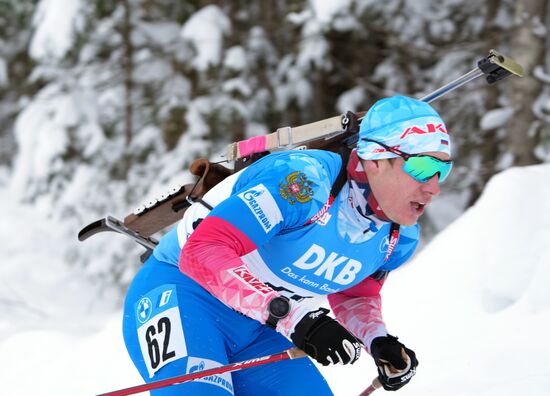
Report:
330,146,401,264
330,146,351,198
227,114,346,161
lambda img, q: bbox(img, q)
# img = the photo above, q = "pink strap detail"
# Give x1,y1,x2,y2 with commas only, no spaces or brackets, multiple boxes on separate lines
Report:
238,135,267,157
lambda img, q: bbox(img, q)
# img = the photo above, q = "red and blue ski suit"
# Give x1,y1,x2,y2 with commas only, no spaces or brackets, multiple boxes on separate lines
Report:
122,149,419,395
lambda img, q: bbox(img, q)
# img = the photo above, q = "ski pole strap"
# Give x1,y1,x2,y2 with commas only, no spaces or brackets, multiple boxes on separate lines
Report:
96,348,307,396
330,146,351,198
227,114,347,161
304,145,351,227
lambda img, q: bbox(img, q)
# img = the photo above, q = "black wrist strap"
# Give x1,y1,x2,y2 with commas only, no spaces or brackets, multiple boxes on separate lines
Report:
266,296,291,329
266,314,280,329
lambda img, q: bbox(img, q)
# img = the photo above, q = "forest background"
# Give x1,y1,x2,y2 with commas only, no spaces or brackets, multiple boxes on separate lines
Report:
0,0,549,311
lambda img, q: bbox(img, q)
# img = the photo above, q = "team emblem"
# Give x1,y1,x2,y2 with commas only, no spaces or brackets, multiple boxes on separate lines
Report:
279,172,314,204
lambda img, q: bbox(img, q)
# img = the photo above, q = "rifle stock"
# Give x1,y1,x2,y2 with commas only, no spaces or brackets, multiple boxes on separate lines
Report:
123,159,232,237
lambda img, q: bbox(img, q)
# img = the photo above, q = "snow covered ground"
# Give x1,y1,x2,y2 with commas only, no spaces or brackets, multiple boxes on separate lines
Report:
0,164,549,396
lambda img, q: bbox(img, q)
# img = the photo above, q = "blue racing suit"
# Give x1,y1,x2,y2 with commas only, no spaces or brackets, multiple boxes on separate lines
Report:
122,149,419,395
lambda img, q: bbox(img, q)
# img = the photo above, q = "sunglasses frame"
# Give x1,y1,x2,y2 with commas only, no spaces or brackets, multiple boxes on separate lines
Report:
361,138,453,183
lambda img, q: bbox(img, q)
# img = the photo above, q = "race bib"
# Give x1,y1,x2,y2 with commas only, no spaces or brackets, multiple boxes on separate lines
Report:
135,284,187,377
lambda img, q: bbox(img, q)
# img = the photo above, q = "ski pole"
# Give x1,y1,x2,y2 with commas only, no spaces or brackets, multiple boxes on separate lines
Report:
96,347,307,396
359,349,414,395
359,377,382,395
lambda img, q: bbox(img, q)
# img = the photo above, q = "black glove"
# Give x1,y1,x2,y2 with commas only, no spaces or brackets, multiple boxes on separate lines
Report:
370,335,418,391
290,308,362,366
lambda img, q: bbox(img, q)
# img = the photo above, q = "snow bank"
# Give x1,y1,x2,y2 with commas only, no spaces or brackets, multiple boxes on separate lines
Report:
0,316,141,396
0,164,549,395
378,164,550,395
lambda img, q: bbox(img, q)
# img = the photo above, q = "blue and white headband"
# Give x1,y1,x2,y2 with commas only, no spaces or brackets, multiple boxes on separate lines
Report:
356,95,451,160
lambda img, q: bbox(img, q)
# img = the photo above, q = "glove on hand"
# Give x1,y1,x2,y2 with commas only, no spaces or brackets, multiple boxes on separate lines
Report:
370,335,418,391
290,308,361,366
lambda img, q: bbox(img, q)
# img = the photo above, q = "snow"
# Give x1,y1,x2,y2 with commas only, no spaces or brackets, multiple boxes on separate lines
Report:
0,56,7,86
310,0,350,25
480,107,515,130
534,65,550,84
180,5,231,71
1,164,549,395
224,46,247,71
10,87,70,198
336,87,365,113
133,57,173,84
138,22,181,48
9,83,105,204
30,0,84,62
4,0,550,394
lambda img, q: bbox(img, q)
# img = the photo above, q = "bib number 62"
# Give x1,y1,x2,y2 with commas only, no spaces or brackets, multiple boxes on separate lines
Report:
138,307,187,377
145,317,176,369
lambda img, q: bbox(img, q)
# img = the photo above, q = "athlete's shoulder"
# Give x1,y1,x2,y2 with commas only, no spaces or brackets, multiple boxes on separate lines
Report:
248,149,341,174
235,150,342,192
230,150,342,229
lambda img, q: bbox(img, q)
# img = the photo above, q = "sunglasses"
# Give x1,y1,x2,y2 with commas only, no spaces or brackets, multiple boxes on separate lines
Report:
362,138,453,184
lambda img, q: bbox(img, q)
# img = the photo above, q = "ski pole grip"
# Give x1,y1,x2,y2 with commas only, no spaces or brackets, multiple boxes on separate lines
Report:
360,348,411,395
287,347,308,359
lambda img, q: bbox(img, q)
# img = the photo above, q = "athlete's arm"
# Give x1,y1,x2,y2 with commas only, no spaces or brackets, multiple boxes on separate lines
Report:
327,275,388,353
329,224,420,352
179,152,340,338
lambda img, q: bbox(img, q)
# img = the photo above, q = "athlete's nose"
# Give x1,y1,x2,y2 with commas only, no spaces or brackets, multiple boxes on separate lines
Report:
421,174,441,196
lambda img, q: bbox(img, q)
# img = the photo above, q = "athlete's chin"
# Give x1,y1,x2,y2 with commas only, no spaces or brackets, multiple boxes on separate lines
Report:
395,218,418,227
389,209,421,226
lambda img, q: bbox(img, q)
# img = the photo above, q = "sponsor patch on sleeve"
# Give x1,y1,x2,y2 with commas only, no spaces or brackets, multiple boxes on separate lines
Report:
229,264,275,295
237,184,282,233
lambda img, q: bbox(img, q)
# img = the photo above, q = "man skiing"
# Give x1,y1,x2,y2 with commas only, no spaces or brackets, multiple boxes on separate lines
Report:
122,95,452,395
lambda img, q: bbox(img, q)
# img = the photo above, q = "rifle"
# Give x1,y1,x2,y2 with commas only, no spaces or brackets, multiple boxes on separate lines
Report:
78,49,523,255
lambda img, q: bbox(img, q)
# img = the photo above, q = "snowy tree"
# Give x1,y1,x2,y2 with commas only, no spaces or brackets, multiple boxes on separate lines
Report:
507,0,549,165
0,0,38,170
3,0,549,289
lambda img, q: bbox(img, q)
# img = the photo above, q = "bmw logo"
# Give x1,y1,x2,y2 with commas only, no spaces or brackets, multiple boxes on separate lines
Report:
136,297,153,323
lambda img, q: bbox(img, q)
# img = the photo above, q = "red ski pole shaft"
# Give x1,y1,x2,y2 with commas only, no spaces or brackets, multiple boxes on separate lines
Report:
97,348,307,396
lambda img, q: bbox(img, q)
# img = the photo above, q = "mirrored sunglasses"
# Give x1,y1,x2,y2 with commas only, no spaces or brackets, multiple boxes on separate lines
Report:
361,138,453,184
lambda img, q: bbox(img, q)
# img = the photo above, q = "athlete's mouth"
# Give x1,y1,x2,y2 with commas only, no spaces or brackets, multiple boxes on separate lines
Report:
411,201,426,214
